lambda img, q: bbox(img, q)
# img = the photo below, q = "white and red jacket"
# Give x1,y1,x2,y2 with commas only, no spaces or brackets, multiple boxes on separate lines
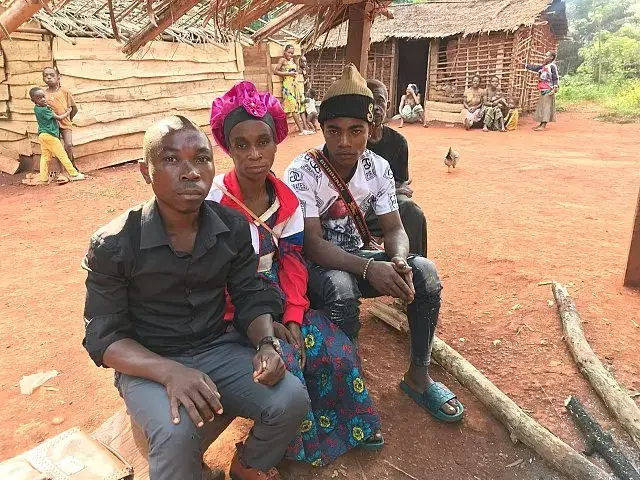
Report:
207,170,309,325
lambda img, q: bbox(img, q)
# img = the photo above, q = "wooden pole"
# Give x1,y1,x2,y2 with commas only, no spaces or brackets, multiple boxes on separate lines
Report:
121,0,201,56
552,282,640,448
624,187,640,287
0,0,46,41
344,1,371,74
431,338,614,480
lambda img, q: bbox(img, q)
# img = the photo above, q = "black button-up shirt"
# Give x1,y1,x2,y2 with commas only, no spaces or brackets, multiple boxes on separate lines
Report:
82,198,282,367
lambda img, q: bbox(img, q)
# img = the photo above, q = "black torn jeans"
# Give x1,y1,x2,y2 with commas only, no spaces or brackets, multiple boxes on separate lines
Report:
307,251,442,366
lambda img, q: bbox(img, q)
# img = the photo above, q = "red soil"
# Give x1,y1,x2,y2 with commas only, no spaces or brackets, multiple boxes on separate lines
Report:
1,111,638,479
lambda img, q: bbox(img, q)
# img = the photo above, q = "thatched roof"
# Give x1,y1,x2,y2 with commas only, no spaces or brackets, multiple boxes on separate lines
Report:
303,0,567,49
2,0,384,55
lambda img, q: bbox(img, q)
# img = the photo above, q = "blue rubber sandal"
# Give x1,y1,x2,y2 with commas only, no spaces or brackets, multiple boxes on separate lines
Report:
400,379,464,423
359,432,384,451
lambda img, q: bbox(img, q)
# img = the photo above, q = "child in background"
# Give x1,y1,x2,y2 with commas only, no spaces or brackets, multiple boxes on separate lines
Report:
504,99,520,131
42,67,78,172
23,87,85,186
303,88,319,132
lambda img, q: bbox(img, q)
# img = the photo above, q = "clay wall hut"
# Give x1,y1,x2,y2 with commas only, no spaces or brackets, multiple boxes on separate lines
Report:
301,0,567,122
0,2,247,174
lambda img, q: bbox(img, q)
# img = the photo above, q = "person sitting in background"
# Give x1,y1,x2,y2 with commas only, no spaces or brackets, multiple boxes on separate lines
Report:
526,51,560,131
22,87,85,186
461,74,485,130
398,83,425,128
365,79,428,257
284,64,464,424
504,99,520,131
207,81,382,466
483,76,507,132
82,115,310,480
303,88,319,132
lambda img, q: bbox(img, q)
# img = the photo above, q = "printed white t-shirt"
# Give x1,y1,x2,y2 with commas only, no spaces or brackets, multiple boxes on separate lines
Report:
284,146,398,252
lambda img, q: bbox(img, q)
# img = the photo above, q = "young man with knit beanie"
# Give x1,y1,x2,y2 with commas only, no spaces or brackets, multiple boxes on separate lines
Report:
284,65,464,422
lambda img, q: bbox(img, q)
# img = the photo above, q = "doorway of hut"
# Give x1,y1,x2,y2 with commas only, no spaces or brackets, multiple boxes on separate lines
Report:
394,39,430,117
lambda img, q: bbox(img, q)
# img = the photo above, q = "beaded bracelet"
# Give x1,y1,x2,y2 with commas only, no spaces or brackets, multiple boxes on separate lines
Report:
362,258,374,280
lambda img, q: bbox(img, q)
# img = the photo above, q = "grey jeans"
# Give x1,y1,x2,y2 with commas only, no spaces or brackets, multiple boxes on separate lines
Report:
307,252,442,366
365,194,428,256
115,331,310,480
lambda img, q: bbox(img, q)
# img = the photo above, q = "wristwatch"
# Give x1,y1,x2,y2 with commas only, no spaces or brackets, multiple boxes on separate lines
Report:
257,336,282,355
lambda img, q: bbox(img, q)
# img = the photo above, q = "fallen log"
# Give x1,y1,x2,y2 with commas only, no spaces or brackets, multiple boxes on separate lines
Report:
565,396,640,480
552,281,640,449
430,338,614,480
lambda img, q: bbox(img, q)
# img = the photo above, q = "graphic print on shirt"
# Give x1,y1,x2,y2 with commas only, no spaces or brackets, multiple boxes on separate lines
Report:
320,199,359,252
284,148,399,253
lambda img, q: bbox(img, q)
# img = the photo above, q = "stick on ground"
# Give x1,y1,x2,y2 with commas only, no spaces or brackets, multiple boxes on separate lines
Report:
552,281,640,449
430,337,614,480
565,396,640,480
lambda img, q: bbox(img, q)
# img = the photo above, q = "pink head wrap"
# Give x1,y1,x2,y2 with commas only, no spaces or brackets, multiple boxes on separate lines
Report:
210,81,288,155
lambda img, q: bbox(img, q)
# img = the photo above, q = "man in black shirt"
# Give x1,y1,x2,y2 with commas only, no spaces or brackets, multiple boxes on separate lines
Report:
365,79,428,256
82,116,309,480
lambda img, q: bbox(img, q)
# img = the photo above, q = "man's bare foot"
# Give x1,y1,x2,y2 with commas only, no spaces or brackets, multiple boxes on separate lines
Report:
533,126,545,131
423,122,429,128
398,120,404,128
482,126,489,132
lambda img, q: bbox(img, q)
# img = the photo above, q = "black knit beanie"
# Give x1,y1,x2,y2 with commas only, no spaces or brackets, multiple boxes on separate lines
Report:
318,64,374,124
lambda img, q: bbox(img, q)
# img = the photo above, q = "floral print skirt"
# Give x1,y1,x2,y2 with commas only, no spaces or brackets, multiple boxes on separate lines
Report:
281,309,381,467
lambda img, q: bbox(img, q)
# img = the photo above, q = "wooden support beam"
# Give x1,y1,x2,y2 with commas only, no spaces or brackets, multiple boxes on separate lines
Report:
344,2,371,74
624,187,640,287
121,0,201,56
0,0,46,41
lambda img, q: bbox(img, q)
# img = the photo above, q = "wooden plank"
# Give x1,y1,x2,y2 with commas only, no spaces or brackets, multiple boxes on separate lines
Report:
53,38,238,64
5,60,51,75
0,152,20,174
0,119,28,134
0,40,51,62
624,187,640,287
78,148,143,172
74,79,239,103
60,72,225,95
7,84,30,100
73,109,211,145
92,408,149,480
74,132,144,157
9,32,44,41
224,71,244,80
0,128,25,141
1,137,31,156
1,83,12,101
425,101,464,113
4,71,42,85
56,60,240,81
424,109,462,124
73,93,216,127
235,41,245,72
8,98,34,114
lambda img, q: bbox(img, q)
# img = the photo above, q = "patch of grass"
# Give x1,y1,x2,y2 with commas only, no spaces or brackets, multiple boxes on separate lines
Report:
557,75,640,123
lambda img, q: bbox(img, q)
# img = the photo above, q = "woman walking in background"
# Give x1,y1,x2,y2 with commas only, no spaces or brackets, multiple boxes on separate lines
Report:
526,51,560,131
274,44,310,135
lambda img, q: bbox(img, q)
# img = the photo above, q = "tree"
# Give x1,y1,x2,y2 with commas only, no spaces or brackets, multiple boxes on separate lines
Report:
558,0,639,75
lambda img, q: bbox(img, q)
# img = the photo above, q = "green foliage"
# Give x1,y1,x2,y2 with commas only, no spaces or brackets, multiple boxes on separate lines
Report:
577,24,640,82
558,0,640,75
557,74,640,121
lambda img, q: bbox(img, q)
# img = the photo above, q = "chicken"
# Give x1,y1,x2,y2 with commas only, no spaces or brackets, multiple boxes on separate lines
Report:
444,147,459,173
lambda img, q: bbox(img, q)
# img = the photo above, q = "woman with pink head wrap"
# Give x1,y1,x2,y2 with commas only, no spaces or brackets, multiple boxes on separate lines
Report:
207,82,383,470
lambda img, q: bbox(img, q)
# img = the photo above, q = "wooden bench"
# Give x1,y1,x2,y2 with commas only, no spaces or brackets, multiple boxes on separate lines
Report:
92,408,150,480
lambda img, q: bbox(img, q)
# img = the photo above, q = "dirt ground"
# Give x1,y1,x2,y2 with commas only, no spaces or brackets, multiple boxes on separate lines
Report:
1,111,639,480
